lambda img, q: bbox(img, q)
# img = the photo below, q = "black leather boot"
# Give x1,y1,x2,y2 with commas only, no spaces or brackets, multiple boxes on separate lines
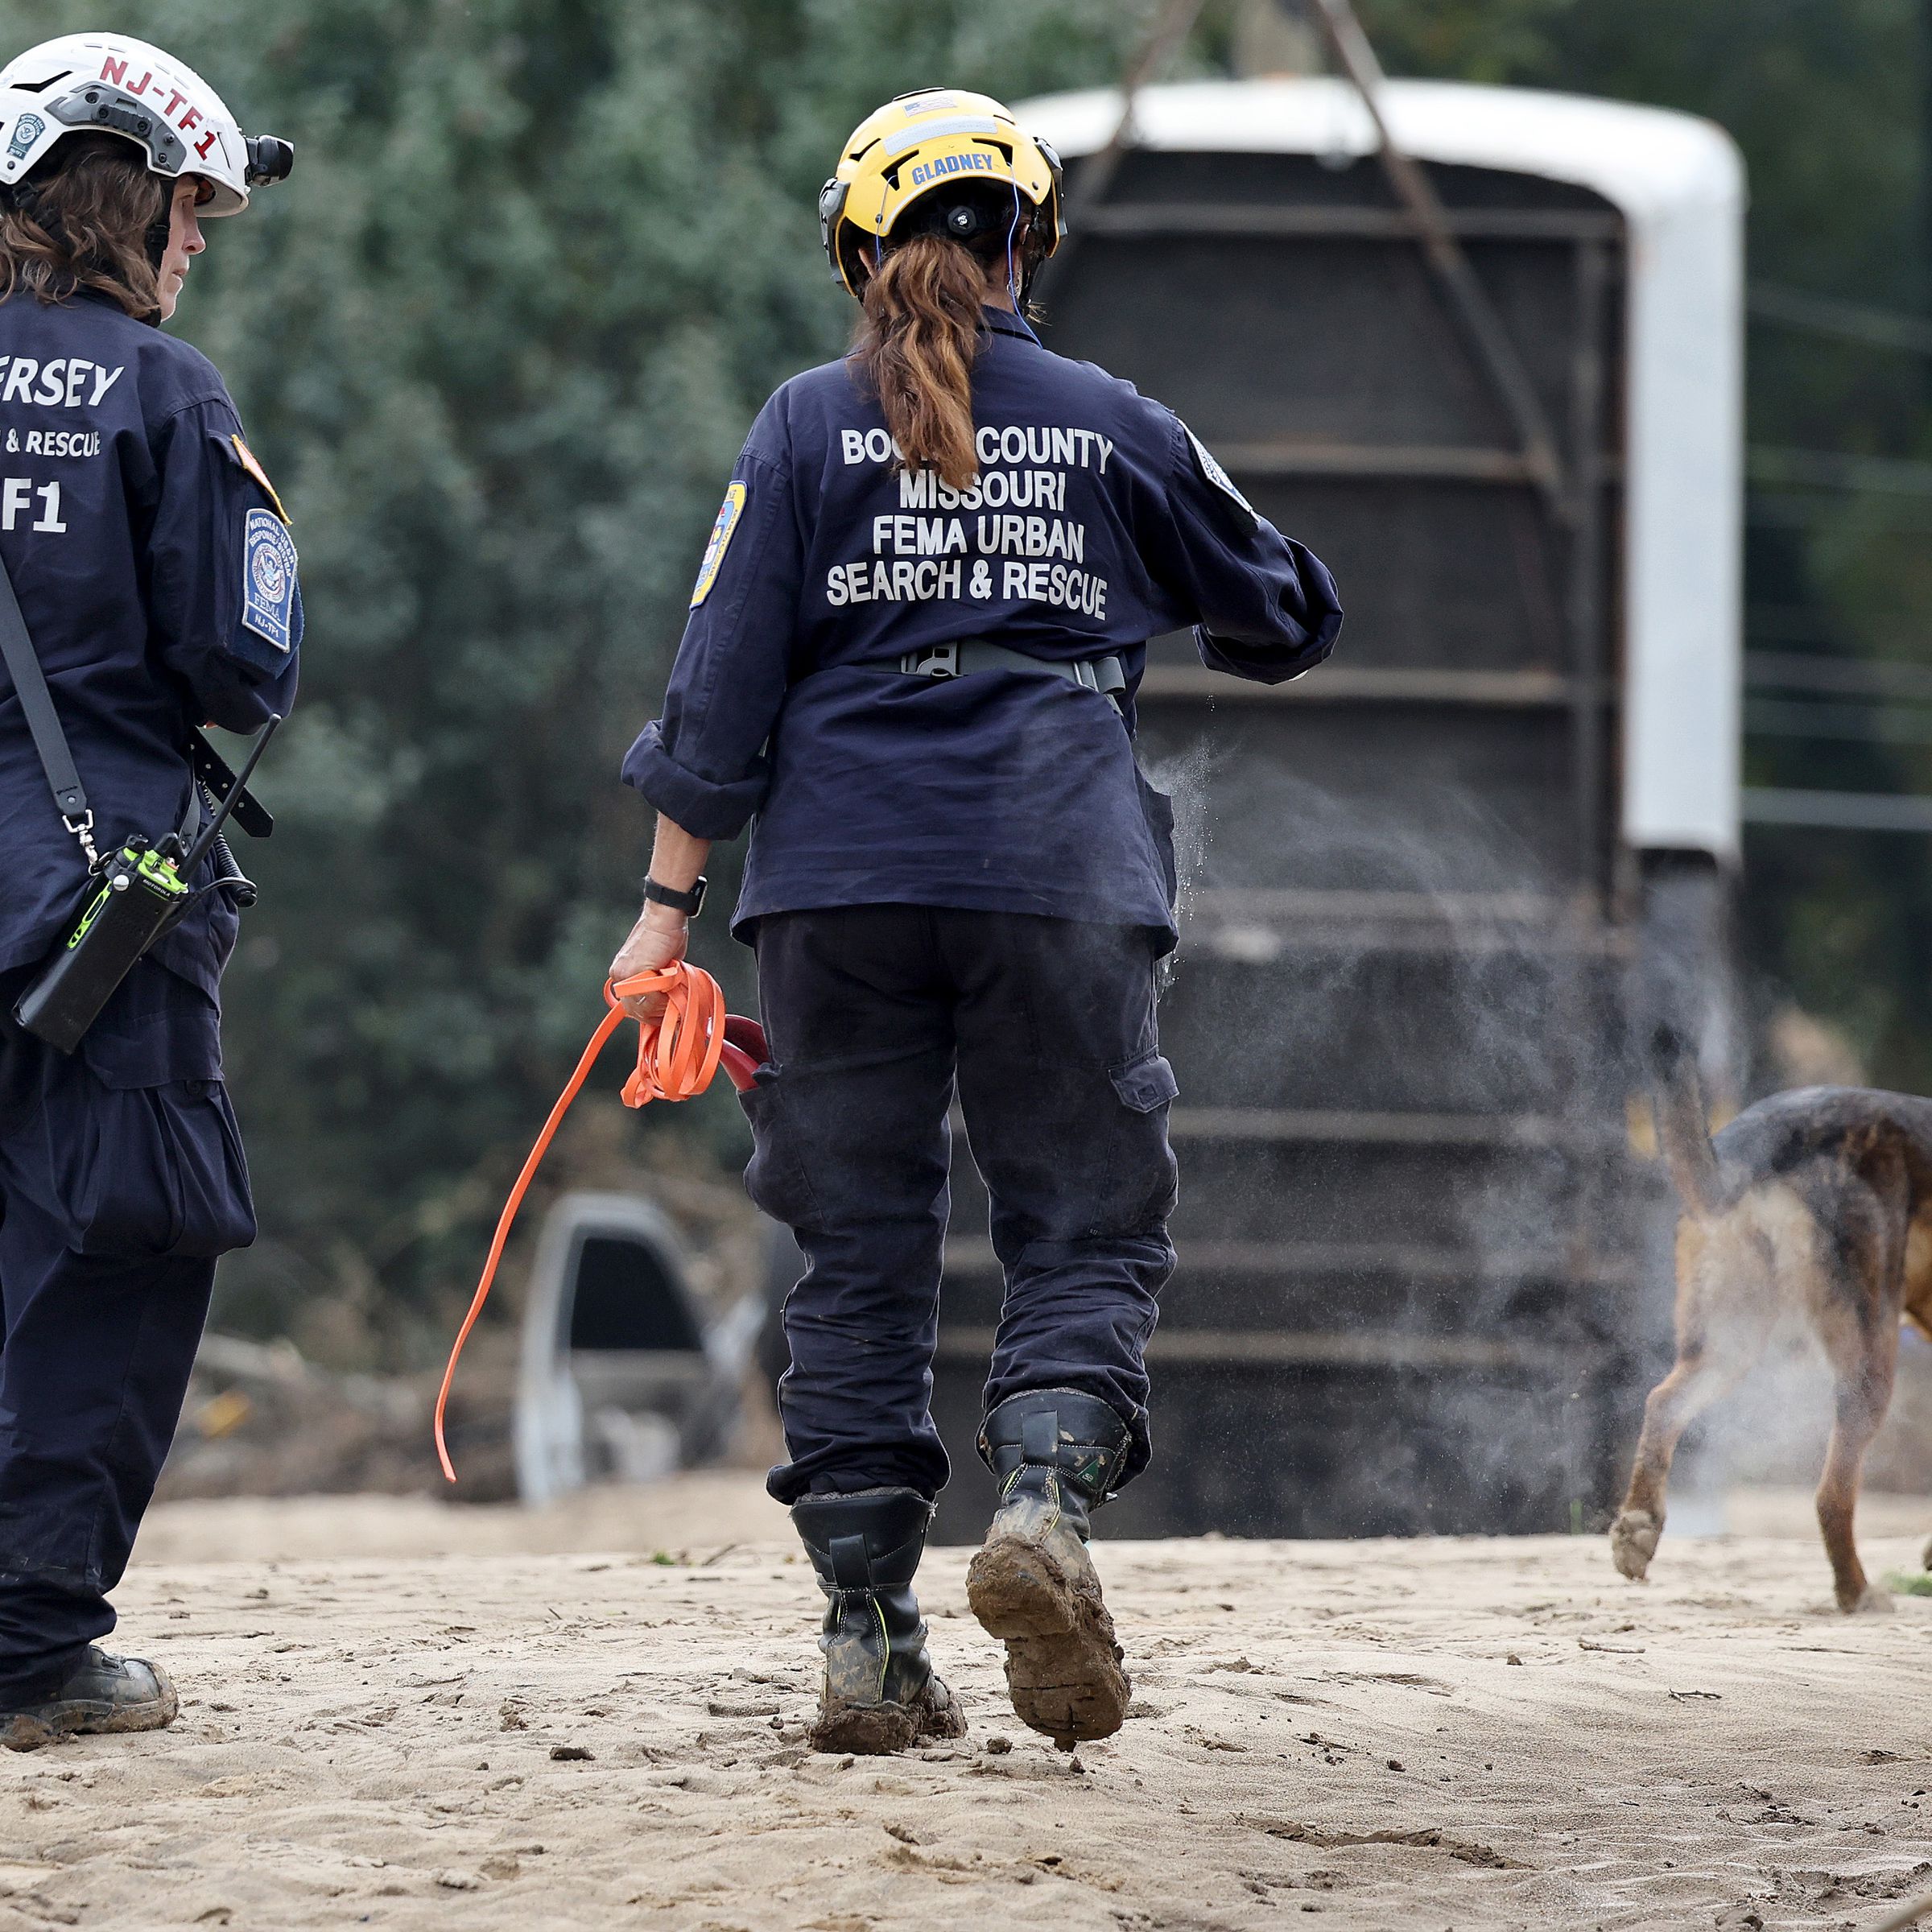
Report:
791,1487,967,1755
966,1388,1133,1748
0,1647,178,1752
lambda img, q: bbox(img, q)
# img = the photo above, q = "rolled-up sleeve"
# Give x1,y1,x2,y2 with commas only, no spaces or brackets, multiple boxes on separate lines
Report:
1140,412,1343,686
622,437,803,840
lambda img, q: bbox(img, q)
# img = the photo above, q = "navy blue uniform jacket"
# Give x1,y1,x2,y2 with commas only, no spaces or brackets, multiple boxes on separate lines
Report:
623,309,1340,948
0,292,300,1004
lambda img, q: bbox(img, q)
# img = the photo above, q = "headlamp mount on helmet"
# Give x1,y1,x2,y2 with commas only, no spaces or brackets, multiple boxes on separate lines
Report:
47,81,187,175
244,134,292,188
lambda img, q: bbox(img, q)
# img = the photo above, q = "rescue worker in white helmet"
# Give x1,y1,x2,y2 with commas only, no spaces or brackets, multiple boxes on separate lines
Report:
0,34,297,1750
612,88,1340,1753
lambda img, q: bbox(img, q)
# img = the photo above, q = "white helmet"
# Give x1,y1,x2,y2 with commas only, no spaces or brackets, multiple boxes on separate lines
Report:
0,33,291,217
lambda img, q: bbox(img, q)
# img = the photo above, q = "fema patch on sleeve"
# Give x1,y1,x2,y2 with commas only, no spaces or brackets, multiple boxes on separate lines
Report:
1183,423,1259,536
690,482,747,609
241,508,299,654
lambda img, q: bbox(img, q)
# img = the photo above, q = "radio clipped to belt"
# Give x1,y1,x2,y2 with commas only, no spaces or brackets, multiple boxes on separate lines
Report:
0,550,279,1054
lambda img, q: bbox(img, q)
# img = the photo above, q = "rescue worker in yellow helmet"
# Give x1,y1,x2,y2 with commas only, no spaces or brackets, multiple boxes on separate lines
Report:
613,88,1341,1752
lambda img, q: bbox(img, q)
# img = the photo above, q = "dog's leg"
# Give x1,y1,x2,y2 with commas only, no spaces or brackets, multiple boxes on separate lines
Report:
1817,1335,1898,1614
1612,1215,1769,1584
1811,1154,1909,1614
1611,1348,1741,1582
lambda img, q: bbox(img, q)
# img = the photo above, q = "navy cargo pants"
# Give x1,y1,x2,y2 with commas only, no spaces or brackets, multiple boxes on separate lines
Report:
0,961,253,1705
749,906,1179,1505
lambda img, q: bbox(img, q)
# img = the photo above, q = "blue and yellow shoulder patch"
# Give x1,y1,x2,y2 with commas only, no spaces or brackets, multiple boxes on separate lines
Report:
690,482,747,609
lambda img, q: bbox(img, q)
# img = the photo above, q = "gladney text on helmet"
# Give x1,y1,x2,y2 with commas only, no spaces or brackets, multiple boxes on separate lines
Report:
828,424,1115,618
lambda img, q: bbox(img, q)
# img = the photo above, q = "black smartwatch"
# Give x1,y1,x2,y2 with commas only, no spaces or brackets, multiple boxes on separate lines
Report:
642,875,707,919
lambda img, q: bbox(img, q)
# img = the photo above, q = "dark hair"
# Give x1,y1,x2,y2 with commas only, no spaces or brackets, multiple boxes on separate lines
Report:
0,134,169,320
849,192,1048,489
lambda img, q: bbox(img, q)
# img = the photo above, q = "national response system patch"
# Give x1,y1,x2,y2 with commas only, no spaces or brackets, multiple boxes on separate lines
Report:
1183,423,1259,537
241,507,299,653
229,434,290,525
690,481,747,608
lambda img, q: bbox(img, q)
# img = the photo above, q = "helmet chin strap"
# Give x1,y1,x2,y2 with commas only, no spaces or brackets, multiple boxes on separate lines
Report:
4,182,59,245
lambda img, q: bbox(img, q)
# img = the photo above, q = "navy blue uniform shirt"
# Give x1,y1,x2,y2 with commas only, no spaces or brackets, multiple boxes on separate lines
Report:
623,308,1339,948
0,291,300,1002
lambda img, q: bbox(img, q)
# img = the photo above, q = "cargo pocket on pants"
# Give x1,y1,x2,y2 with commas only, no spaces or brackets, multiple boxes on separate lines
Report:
1109,1049,1179,1115
67,968,256,1259
1099,1048,1180,1231
739,1063,822,1230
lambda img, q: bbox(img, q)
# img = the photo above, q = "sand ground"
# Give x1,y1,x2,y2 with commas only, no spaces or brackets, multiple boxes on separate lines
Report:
2,1481,1931,1931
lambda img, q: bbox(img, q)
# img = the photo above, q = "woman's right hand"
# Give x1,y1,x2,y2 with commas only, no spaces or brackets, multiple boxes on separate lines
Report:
609,905,689,1020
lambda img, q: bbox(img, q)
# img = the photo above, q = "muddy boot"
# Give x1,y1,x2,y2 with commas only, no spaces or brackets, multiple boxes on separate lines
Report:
0,1648,178,1753
791,1487,967,1756
966,1388,1133,1748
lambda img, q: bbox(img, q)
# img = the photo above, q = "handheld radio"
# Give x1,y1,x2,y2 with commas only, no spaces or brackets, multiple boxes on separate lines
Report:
12,714,280,1053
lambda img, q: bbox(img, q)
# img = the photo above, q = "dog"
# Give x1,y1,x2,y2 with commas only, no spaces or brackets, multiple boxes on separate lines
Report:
1609,1030,1932,1612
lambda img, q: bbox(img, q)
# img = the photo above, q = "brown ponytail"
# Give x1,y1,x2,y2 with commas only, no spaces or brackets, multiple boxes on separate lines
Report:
850,234,989,490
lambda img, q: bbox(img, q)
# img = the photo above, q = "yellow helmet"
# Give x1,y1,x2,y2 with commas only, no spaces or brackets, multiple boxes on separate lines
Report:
818,87,1065,299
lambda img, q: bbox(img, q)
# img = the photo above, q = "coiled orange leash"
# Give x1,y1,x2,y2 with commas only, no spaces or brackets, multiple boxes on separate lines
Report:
433,962,766,1481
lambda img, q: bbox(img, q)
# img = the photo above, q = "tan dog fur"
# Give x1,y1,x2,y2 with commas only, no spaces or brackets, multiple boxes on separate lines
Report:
1610,1051,1932,1612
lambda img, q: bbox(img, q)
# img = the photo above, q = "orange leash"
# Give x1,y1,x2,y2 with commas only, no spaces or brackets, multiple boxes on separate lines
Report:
432,962,765,1482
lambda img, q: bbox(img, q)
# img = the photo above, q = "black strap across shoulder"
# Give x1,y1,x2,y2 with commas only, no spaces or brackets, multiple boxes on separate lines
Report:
0,549,273,846
0,548,88,821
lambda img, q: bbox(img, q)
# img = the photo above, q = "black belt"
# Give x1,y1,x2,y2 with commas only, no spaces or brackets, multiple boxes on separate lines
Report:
897,639,1127,712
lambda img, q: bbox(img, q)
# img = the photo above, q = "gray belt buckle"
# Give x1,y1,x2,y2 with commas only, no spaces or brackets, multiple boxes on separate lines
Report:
901,643,960,679
1074,659,1099,691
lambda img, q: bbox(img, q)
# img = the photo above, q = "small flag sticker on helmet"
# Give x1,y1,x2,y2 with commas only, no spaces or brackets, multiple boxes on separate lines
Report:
691,482,747,609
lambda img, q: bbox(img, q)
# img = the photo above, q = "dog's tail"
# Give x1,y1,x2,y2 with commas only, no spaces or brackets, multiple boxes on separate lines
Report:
1649,1022,1724,1217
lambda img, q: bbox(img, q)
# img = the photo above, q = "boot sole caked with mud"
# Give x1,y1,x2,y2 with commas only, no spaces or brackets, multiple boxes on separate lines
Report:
807,1681,967,1757
808,1702,918,1755
967,1534,1130,1747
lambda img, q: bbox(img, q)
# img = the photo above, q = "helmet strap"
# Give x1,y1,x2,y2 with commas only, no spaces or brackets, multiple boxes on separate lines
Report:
4,182,60,246
1005,180,1021,310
